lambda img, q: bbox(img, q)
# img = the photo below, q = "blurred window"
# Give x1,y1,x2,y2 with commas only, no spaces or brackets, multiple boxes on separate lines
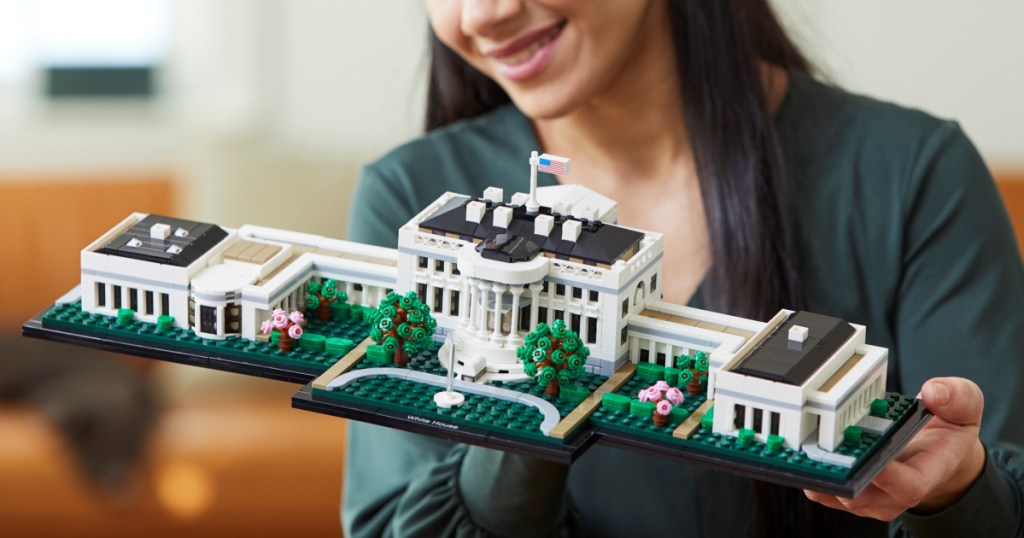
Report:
0,0,169,98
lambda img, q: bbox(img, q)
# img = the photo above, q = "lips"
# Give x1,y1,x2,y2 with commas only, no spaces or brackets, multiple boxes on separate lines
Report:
484,21,565,81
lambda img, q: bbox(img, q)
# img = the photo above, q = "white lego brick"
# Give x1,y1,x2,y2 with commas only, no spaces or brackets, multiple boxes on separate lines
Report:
553,201,571,216
562,219,582,242
535,214,554,236
571,205,599,221
493,206,513,228
822,451,856,468
150,223,170,240
856,414,894,435
510,192,530,206
482,187,504,203
466,201,486,223
789,325,808,343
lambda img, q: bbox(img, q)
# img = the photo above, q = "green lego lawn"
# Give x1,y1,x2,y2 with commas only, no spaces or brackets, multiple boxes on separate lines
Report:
312,345,610,444
41,302,370,375
590,369,921,481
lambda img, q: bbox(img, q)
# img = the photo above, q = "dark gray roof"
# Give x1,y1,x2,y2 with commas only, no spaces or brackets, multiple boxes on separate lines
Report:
731,311,855,386
419,198,644,266
97,214,228,267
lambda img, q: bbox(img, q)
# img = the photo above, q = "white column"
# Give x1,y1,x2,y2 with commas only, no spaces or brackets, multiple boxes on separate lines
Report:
508,285,523,346
467,279,478,331
460,280,470,323
491,284,504,344
744,406,754,431
217,306,226,337
476,281,490,339
528,283,542,330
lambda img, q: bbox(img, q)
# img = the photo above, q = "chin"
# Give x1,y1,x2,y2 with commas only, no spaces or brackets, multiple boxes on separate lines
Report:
507,90,579,121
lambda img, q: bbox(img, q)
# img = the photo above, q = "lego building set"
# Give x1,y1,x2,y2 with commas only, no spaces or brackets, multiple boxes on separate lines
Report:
24,152,930,496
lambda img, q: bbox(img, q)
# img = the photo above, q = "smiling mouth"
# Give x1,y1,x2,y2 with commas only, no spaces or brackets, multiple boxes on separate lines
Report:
489,21,566,67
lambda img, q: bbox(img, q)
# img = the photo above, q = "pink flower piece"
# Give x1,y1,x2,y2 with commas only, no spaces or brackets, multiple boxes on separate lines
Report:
637,388,649,402
664,387,685,406
288,324,303,339
272,307,286,317
289,310,305,325
272,312,289,330
260,320,273,334
642,386,662,402
656,399,673,416
653,380,670,392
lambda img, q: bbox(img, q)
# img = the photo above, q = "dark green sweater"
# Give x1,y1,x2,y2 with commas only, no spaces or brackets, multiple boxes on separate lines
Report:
343,73,1024,537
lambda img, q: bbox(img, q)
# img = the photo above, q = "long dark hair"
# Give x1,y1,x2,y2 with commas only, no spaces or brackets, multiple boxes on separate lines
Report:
425,2,844,535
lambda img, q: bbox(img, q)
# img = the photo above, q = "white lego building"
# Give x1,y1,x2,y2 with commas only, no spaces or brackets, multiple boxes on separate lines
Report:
78,158,890,455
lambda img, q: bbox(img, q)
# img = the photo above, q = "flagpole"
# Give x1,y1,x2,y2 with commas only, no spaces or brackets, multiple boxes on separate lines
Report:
527,150,540,213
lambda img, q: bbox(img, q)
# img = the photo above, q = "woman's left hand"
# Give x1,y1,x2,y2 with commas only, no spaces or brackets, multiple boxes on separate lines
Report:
804,377,986,521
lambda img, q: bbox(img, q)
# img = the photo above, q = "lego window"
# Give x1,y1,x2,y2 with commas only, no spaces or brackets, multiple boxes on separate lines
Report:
452,264,460,276
538,309,548,325
199,305,216,334
572,287,582,299
520,305,531,331
144,290,154,315
571,313,581,335
621,298,628,318
587,317,597,344
0,0,170,99
433,287,443,312
753,408,763,433
556,283,565,296
435,259,444,272
589,290,599,302
129,288,138,311
449,290,460,316
418,256,428,269
770,412,780,436
113,285,122,309
651,274,658,292
734,404,746,430
160,293,169,316
620,326,628,345
417,283,427,303
96,282,106,307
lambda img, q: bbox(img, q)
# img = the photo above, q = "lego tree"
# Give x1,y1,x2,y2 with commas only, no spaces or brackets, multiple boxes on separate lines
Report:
306,279,346,322
368,291,437,367
518,319,589,398
676,350,710,395
260,308,305,351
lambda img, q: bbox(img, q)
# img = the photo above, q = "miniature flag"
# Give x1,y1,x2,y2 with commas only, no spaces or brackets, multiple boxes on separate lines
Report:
538,153,570,175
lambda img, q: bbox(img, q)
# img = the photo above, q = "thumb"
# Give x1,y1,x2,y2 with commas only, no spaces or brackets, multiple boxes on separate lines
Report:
921,377,984,427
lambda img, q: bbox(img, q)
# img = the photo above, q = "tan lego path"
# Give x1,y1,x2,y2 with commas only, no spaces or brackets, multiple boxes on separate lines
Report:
312,337,372,390
550,362,637,440
673,400,713,440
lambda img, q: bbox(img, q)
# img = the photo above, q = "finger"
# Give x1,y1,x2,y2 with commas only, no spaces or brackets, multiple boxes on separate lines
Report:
870,459,932,508
804,490,848,511
920,377,984,428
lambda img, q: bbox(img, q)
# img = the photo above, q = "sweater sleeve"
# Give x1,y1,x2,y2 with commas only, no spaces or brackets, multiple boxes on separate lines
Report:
888,122,1024,537
341,163,573,538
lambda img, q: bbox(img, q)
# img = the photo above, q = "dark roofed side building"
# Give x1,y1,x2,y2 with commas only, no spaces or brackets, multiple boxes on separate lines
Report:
731,311,856,386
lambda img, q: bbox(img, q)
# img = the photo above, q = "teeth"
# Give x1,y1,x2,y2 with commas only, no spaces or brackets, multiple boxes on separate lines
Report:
498,26,560,66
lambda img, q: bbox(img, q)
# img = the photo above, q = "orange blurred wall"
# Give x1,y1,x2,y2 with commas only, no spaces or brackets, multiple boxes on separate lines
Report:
1,174,176,331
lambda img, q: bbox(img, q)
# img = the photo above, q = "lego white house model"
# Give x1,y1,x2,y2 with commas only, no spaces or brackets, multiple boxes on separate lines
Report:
76,152,890,457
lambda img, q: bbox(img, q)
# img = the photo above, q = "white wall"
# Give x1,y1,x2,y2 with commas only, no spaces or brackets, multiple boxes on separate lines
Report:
775,0,1024,166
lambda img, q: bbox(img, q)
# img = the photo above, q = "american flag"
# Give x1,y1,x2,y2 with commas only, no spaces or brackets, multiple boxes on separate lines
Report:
538,153,570,175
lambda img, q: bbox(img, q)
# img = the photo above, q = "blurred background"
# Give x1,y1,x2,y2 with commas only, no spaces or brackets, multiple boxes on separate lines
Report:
2,1,1022,536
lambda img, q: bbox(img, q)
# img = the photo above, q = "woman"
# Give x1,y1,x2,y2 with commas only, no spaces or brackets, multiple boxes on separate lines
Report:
343,1,1024,536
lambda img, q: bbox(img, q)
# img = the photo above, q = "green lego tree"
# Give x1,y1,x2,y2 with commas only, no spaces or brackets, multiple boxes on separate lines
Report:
306,279,346,322
676,350,710,395
518,319,589,398
368,291,437,367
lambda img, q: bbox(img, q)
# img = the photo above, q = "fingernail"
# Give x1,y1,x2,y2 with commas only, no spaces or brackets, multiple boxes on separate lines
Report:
926,382,951,406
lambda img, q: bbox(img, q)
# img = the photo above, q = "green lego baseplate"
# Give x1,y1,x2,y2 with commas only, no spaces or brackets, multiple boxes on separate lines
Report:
41,301,370,376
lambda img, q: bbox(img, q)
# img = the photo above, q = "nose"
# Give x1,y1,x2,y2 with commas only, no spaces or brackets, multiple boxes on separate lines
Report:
461,0,523,37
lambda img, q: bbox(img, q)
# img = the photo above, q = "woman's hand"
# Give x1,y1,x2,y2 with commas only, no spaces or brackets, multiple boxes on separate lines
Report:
804,377,986,521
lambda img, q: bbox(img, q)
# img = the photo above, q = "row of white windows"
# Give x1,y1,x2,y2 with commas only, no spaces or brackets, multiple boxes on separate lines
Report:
95,282,169,317
837,376,885,430
417,256,603,304
733,404,783,437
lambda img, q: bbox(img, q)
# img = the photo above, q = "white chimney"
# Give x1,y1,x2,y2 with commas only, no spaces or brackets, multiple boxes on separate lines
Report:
150,223,171,240
562,219,582,242
789,325,809,343
483,187,504,203
466,201,486,223
493,206,513,228
534,214,554,236
510,192,530,206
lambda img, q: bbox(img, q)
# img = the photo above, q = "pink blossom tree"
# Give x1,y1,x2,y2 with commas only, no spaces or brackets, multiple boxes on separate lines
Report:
261,308,305,351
